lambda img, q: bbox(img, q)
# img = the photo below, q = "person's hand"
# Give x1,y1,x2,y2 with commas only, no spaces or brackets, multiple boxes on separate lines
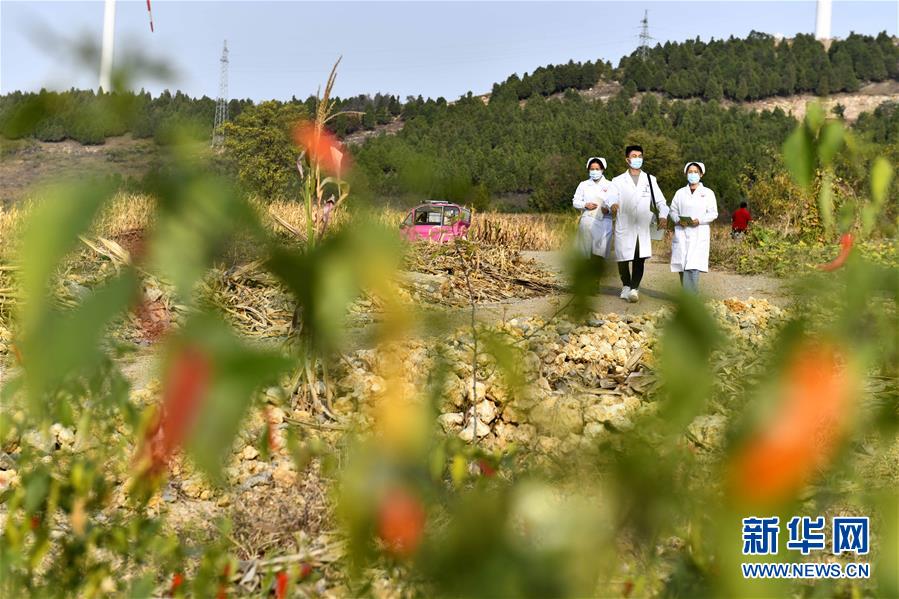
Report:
691,218,700,227
585,202,598,210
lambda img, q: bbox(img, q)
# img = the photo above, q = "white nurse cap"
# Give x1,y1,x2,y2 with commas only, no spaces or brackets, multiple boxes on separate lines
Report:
586,157,607,170
684,161,706,175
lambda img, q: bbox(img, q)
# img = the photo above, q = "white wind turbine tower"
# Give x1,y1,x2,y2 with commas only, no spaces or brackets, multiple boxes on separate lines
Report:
99,0,155,91
815,0,832,41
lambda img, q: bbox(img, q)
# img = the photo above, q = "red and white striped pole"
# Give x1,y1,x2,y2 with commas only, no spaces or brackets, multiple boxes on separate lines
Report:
146,0,155,33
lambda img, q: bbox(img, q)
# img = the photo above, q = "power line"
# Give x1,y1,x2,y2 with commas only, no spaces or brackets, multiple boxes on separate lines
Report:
230,36,637,75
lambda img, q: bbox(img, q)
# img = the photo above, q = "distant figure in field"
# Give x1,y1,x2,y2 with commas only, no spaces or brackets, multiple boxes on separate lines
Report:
731,201,752,238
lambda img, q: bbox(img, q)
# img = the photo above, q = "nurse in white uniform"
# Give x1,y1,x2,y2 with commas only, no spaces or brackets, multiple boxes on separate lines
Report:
609,145,669,303
573,156,619,262
669,161,718,294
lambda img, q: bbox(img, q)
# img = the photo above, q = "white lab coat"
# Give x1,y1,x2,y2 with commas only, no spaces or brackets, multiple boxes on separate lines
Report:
609,171,669,262
572,177,619,259
669,183,718,272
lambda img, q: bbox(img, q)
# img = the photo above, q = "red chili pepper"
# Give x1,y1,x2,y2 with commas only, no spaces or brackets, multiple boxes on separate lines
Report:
137,345,212,478
728,341,856,505
622,579,634,597
477,458,496,477
170,573,184,595
298,562,313,580
29,515,40,530
817,233,853,272
377,487,426,558
216,563,231,599
275,571,288,599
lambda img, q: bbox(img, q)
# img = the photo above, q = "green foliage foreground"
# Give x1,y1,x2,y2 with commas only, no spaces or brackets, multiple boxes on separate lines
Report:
0,67,897,598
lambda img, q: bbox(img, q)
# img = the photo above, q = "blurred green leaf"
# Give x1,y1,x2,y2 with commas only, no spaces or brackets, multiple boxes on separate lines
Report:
818,171,835,235
450,454,467,487
267,221,401,353
657,294,723,434
564,250,604,320
875,491,898,597
19,181,114,328
429,444,446,481
861,158,894,237
23,470,50,514
870,157,894,205
782,126,815,191
22,270,137,421
127,574,157,598
805,102,826,133
174,316,291,480
149,170,262,302
817,121,844,167
0,94,59,138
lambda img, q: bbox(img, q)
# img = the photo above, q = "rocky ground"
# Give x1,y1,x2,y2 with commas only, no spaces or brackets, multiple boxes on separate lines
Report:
334,297,784,457
0,293,787,590
0,238,800,594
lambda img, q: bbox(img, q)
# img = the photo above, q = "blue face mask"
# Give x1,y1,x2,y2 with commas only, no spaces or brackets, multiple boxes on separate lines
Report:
589,170,603,180
687,172,701,184
629,157,643,170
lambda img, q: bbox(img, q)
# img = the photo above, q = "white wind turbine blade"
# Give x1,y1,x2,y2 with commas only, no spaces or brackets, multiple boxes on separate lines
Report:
146,0,155,33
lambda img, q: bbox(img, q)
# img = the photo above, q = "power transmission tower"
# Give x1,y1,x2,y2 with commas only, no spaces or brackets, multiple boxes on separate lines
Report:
637,10,654,60
212,40,229,148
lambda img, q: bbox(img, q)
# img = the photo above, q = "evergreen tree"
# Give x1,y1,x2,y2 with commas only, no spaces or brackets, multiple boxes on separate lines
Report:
703,76,724,102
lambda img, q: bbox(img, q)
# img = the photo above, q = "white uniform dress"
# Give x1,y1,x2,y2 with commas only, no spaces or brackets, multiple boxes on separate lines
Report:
669,183,718,272
572,176,619,259
609,171,669,262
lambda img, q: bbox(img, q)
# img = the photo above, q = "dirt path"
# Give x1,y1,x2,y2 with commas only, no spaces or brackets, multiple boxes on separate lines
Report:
519,250,789,312
112,251,786,390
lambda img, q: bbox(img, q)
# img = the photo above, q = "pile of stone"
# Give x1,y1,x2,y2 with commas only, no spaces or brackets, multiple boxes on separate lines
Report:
333,298,785,455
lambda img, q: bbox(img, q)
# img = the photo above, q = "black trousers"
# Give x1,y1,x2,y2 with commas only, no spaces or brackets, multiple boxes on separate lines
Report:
617,238,646,289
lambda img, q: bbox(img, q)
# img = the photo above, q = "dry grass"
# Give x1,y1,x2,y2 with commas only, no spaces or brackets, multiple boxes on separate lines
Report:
94,193,155,236
0,193,155,260
266,200,575,251
0,194,574,265
708,224,748,271
468,212,574,250
229,466,331,560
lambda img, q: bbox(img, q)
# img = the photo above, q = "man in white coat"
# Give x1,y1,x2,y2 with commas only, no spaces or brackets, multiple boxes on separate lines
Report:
573,156,619,261
669,161,718,294
609,145,669,303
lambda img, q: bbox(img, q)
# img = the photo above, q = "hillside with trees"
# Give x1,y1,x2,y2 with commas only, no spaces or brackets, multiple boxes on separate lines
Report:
619,32,899,101
351,90,897,214
0,31,896,212
0,89,401,146
2,31,893,146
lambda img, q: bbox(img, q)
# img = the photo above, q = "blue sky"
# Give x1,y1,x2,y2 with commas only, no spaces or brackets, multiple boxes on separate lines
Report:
2,1,897,101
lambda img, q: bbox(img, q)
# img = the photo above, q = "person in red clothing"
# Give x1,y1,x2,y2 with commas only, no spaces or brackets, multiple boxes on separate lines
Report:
731,201,752,238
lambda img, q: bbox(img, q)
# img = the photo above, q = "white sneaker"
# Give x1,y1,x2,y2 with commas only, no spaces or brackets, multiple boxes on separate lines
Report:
619,286,631,299
628,288,640,303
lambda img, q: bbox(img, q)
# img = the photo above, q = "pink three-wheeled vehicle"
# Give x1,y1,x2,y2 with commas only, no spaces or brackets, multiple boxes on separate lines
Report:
400,201,472,243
